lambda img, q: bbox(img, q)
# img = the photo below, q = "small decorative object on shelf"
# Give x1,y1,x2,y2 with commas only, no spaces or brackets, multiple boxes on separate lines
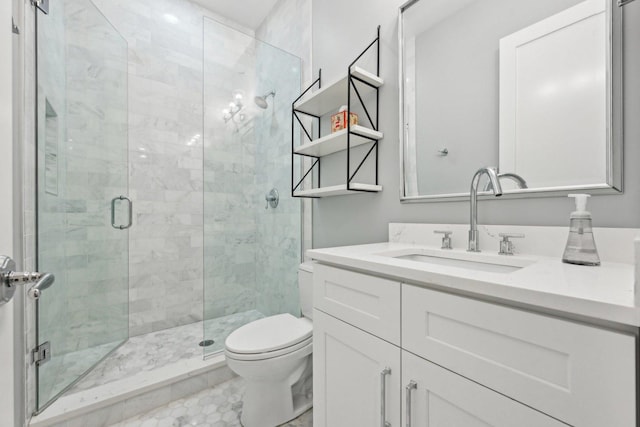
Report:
331,105,358,133
291,26,383,198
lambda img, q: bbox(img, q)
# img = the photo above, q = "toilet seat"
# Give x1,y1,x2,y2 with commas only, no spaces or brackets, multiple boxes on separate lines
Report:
225,313,312,355
225,336,312,361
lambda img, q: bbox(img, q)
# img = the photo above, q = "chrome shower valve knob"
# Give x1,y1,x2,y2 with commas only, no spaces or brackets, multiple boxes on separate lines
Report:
265,188,279,209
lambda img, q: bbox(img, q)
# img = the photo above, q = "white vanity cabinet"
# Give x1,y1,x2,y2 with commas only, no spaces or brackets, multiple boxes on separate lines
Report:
313,264,638,427
313,309,401,427
313,263,401,345
312,264,402,427
402,285,637,427
402,351,565,426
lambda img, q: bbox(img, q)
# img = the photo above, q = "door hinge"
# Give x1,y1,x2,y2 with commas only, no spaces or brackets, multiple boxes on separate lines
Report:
12,18,19,35
31,0,49,14
32,342,51,366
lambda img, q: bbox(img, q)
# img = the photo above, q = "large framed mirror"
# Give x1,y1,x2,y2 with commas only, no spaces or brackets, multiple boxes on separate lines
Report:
399,0,623,202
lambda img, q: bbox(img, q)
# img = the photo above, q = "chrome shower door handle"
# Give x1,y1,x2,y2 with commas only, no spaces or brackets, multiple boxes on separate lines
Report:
380,367,392,427
405,380,417,427
111,196,133,229
110,196,120,228
123,196,133,229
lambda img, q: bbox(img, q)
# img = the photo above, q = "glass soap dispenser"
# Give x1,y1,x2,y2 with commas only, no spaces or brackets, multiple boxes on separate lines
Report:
562,194,600,266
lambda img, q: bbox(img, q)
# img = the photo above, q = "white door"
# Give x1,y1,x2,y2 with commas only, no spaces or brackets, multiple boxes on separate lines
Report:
402,351,565,427
313,309,401,427
0,0,16,425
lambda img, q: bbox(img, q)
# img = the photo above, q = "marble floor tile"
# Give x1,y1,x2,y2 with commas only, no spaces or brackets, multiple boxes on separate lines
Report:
60,310,264,394
109,376,313,427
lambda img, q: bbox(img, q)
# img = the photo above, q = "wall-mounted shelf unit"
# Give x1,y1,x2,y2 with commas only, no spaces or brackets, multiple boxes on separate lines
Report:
292,183,382,198
291,26,383,198
293,125,383,157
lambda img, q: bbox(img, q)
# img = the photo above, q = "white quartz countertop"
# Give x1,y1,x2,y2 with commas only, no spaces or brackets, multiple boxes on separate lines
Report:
307,242,640,327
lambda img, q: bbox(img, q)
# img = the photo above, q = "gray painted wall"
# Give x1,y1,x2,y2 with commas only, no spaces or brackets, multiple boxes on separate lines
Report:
312,0,640,249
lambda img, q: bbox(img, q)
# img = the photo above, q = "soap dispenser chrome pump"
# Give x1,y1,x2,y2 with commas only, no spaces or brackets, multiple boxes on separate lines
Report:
562,194,600,266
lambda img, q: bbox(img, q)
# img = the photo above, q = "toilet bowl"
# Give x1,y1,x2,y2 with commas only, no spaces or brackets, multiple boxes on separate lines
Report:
224,263,314,427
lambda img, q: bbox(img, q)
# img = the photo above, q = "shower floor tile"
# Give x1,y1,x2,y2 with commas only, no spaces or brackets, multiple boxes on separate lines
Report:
109,376,313,427
67,310,264,394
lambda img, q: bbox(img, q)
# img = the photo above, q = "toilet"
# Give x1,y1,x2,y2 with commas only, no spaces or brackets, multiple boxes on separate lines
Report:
224,262,314,427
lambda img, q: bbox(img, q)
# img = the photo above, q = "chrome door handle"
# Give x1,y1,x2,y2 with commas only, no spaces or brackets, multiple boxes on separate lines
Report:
405,380,417,427
0,256,55,305
111,196,133,229
380,367,391,427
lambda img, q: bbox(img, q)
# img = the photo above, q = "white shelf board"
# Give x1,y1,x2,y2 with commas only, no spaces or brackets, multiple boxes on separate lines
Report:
294,183,382,198
294,66,384,117
294,126,383,157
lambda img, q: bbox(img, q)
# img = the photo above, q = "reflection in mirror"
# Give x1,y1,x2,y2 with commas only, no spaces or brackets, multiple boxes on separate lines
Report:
399,0,623,202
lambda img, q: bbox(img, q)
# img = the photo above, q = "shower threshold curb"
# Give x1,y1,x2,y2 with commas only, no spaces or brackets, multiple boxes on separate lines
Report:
29,353,233,427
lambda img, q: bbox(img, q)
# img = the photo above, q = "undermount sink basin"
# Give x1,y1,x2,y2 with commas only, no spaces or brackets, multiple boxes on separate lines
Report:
378,248,536,274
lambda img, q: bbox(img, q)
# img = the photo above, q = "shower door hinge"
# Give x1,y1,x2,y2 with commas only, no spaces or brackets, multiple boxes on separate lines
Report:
31,0,49,14
32,341,51,366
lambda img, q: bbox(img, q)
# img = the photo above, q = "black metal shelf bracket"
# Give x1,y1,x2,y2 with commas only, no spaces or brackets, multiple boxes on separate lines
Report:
347,25,381,192
291,25,382,198
291,69,322,198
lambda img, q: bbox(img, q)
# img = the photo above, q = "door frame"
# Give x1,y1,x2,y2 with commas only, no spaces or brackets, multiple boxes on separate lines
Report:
2,0,27,426
1,0,18,425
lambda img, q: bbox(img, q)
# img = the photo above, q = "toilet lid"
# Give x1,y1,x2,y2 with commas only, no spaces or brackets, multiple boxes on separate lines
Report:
225,313,313,354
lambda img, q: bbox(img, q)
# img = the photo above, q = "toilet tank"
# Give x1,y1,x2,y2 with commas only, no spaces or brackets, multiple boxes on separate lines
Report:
298,262,314,319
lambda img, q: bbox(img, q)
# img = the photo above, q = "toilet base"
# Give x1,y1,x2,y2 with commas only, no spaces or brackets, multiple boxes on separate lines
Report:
240,356,313,427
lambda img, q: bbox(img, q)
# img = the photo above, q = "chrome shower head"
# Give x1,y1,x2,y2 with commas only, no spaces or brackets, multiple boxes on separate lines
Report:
254,91,276,109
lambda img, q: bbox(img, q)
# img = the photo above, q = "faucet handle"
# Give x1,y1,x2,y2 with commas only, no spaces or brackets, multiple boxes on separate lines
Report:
434,230,453,250
498,233,525,256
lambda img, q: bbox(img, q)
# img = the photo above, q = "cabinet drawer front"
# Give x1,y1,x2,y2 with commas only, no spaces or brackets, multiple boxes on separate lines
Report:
402,351,565,427
402,285,636,427
314,264,400,344
313,309,401,427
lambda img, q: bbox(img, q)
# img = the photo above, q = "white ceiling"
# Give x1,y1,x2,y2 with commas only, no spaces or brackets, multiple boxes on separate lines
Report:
192,0,281,29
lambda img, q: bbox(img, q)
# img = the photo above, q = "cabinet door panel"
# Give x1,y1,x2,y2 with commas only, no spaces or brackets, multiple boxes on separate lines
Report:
402,351,565,427
313,309,401,427
314,264,400,344
402,285,636,427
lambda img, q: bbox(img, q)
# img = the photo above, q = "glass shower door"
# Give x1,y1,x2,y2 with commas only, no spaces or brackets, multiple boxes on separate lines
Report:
35,0,129,411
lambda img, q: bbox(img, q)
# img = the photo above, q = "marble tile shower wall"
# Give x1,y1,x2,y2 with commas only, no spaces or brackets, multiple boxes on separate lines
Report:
254,44,302,317
256,0,312,261
91,0,254,336
256,0,311,82
202,10,307,322
203,20,259,319
62,0,129,353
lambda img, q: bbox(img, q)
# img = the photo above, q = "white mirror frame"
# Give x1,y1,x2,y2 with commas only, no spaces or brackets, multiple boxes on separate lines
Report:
398,0,624,203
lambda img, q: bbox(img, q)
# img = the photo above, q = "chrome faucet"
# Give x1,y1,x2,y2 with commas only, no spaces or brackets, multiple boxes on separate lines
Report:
483,172,528,191
468,167,502,252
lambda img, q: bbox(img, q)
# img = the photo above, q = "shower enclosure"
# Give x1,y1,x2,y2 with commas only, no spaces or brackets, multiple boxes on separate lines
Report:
33,0,302,415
